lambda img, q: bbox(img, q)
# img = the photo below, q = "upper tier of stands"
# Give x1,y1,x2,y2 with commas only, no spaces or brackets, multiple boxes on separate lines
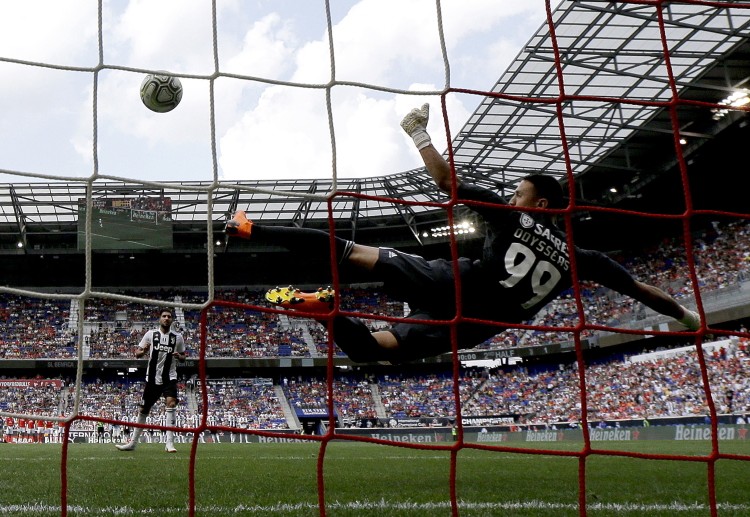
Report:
1,218,749,361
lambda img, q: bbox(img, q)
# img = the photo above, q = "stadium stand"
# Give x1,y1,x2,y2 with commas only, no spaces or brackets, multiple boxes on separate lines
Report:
3,215,750,364
1,217,750,440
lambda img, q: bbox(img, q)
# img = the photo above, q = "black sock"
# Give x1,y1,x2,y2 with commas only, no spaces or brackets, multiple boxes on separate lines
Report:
331,316,390,363
253,225,353,264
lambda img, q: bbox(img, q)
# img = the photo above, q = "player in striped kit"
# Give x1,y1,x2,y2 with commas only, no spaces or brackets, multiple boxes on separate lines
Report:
116,308,186,452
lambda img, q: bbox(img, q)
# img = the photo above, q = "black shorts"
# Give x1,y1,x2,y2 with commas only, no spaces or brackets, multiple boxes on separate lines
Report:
373,247,467,313
140,379,178,412
373,248,502,361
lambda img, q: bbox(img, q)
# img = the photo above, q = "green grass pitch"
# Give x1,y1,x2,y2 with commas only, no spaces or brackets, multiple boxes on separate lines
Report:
1,440,749,516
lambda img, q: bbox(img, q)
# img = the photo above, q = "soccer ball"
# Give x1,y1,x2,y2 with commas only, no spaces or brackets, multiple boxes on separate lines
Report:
140,73,183,113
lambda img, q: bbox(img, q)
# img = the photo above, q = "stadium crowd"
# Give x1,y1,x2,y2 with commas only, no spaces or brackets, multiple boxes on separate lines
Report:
2,217,750,439
1,217,749,360
2,333,748,440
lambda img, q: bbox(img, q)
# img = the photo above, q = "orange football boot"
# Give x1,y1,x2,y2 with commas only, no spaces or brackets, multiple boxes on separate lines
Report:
225,210,253,239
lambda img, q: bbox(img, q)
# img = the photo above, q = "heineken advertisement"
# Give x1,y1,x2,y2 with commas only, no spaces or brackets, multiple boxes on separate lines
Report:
343,425,748,443
473,424,747,444
13,424,747,444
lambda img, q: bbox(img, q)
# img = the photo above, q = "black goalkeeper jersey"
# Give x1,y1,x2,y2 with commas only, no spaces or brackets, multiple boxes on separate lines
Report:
457,183,637,324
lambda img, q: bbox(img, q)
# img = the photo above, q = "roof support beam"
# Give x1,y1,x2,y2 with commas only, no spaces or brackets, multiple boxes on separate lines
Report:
9,186,28,252
225,189,241,221
344,181,362,242
291,181,319,228
382,179,423,246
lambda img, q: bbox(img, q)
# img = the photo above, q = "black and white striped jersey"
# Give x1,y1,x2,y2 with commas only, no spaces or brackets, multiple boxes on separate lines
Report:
138,329,186,385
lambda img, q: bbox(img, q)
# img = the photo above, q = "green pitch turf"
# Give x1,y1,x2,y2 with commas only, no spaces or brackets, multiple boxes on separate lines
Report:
1,440,749,516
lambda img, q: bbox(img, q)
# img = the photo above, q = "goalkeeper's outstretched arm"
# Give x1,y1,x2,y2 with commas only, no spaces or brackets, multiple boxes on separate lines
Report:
400,103,455,193
400,103,702,333
629,280,701,331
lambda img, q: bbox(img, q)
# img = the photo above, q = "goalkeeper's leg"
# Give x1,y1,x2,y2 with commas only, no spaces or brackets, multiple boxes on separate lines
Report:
330,316,399,363
226,213,357,263
331,315,457,364
225,212,386,276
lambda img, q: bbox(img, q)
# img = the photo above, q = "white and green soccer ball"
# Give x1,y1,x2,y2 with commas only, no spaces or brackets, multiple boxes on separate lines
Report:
140,73,183,113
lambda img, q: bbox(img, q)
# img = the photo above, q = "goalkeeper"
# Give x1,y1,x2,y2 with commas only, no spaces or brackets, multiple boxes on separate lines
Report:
225,103,700,363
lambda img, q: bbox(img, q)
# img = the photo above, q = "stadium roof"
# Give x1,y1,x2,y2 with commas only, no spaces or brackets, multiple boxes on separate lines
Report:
2,0,750,253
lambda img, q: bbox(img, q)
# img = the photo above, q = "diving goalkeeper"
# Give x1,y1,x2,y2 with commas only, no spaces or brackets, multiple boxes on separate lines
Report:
225,104,700,363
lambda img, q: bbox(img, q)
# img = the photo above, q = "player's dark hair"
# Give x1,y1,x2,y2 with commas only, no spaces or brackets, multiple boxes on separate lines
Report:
159,307,174,318
523,174,565,209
